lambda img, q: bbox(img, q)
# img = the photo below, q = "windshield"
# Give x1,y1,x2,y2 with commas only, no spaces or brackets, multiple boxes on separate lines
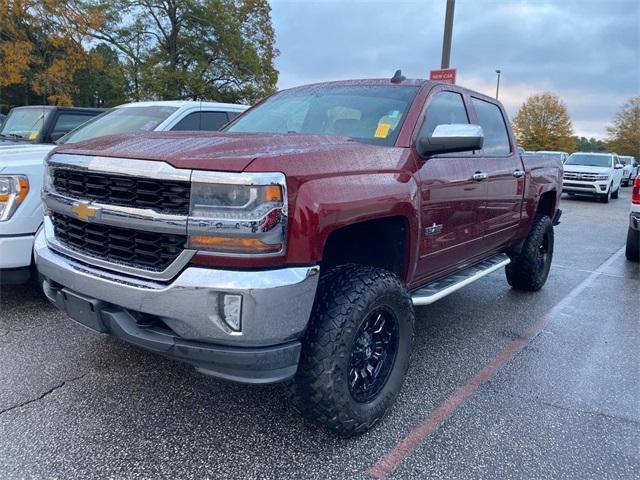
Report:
226,85,419,146
59,105,179,144
0,108,51,141
565,154,613,167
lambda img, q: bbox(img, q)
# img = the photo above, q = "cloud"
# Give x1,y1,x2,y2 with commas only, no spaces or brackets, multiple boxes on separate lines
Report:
270,0,639,138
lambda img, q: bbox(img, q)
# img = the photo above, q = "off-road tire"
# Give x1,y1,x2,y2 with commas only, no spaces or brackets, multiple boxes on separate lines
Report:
626,227,639,262
506,215,554,291
612,187,619,199
289,264,414,437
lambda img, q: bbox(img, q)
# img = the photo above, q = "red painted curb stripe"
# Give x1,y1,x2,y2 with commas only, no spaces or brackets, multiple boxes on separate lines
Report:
367,247,625,480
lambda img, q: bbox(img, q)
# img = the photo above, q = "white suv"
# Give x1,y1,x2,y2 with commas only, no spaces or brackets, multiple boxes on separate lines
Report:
620,155,639,187
0,101,247,283
562,152,624,203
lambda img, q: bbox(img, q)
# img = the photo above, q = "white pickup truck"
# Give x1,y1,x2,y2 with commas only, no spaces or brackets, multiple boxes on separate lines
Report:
0,100,247,283
562,152,624,203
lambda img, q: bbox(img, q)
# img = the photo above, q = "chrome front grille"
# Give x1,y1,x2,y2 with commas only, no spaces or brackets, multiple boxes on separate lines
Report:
51,212,187,272
563,171,599,182
52,168,191,215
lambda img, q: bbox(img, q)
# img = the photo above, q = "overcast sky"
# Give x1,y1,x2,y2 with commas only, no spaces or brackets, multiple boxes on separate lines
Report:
270,0,639,139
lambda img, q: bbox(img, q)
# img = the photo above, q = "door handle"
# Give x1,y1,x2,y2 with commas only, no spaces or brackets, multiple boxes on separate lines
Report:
472,172,488,181
513,169,525,178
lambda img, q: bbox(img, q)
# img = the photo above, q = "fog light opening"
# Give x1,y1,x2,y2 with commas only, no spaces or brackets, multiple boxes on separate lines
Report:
221,294,242,332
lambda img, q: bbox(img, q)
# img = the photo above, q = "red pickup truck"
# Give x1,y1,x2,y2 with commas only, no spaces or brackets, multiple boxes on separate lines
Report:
35,77,562,436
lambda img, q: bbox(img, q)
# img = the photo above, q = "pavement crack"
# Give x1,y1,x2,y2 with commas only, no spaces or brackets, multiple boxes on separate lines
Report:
0,373,89,417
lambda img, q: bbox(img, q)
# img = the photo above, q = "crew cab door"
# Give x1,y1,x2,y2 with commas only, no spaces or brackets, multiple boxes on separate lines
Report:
468,96,524,253
413,89,487,283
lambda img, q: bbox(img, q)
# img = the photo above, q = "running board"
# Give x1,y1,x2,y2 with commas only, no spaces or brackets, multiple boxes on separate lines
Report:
411,254,511,306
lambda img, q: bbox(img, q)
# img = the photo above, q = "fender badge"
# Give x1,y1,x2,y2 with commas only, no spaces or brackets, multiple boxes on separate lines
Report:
425,222,443,236
72,202,101,221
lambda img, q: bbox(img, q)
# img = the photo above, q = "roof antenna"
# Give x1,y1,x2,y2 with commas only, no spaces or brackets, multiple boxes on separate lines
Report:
390,69,406,84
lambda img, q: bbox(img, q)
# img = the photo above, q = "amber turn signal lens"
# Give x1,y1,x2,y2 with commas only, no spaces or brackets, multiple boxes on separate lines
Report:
263,185,282,202
17,177,29,203
189,235,282,254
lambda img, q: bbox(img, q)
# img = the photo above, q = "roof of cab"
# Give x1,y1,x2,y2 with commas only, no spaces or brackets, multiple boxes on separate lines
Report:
285,78,431,90
280,78,500,104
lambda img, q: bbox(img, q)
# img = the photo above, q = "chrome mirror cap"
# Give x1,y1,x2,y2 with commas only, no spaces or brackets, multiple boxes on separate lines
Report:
418,123,484,157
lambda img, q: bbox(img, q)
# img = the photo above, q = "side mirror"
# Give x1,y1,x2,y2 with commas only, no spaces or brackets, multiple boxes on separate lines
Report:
614,163,624,169
417,124,484,158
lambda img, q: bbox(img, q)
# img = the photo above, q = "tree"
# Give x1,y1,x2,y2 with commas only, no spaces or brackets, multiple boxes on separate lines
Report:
87,0,279,103
512,92,576,152
0,0,104,105
73,44,128,107
606,96,640,158
573,136,607,153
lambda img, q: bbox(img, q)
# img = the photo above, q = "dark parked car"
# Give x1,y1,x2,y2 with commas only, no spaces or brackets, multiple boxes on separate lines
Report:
0,106,104,145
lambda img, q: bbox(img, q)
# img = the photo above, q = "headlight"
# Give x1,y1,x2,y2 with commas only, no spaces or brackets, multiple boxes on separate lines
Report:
595,174,609,181
0,175,29,221
187,173,287,255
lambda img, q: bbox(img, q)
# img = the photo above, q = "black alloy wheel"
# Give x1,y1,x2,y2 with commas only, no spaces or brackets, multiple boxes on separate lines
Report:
348,308,399,403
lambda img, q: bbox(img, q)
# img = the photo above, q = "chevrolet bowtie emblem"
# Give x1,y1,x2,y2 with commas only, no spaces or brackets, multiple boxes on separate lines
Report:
72,202,100,221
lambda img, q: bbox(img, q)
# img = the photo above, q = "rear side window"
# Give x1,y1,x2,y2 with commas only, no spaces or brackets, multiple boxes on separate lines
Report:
471,98,511,155
172,111,230,131
53,113,92,135
200,112,230,130
422,91,469,136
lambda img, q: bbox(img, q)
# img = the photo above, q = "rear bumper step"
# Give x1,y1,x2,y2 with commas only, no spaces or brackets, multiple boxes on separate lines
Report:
411,254,511,306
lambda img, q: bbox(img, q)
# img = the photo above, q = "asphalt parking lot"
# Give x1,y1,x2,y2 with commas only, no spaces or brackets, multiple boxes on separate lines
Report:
1,189,638,479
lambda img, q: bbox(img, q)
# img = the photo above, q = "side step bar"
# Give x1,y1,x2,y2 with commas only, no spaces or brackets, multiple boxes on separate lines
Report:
411,253,511,306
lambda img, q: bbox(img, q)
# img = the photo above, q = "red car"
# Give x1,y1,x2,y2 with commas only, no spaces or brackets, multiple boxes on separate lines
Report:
626,175,640,261
36,76,563,435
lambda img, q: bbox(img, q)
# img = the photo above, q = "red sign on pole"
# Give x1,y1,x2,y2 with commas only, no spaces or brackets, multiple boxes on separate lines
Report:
429,68,457,84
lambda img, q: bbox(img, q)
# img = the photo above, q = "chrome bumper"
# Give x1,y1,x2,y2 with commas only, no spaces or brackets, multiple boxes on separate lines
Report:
34,229,320,348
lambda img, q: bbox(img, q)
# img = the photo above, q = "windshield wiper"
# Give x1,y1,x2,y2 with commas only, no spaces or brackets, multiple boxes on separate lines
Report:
0,133,23,140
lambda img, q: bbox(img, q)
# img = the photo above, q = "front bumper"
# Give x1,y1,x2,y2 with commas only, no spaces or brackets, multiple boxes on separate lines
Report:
0,233,34,269
34,230,320,383
562,180,610,195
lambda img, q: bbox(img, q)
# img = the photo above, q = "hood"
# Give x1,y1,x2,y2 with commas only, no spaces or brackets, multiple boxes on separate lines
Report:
0,144,56,172
51,131,384,172
0,142,44,152
0,138,32,146
563,164,612,174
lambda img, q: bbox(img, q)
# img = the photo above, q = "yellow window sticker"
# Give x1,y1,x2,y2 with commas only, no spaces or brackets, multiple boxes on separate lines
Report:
26,132,37,140
374,123,392,138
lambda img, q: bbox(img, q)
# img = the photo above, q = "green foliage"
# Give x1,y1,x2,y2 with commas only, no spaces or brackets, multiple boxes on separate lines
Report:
512,92,576,152
573,136,607,153
73,44,128,107
88,0,278,104
606,96,640,158
1,0,279,110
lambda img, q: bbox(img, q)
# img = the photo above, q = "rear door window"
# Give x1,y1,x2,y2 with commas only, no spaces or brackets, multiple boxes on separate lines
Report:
471,98,511,155
172,111,230,131
52,113,93,136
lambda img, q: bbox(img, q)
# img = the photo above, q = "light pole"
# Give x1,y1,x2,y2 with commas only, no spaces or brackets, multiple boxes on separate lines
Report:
441,0,455,69
495,69,501,99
